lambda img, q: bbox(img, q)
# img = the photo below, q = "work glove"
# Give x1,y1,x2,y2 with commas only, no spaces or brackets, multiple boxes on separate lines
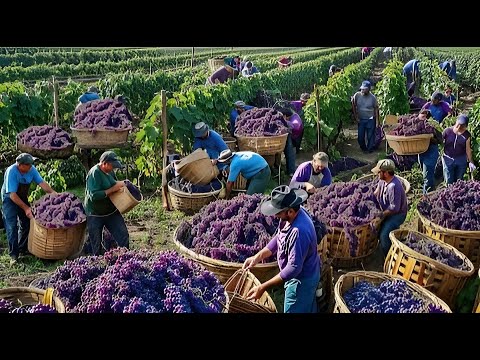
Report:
469,162,476,172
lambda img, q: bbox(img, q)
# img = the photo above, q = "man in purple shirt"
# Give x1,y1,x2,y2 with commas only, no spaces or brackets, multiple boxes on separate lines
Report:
243,185,320,313
372,159,408,256
290,152,332,193
205,64,235,85
290,93,310,114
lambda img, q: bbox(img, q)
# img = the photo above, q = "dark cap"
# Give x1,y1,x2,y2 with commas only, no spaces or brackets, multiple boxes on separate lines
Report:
87,86,99,93
371,159,396,174
99,151,123,169
193,122,209,138
456,114,468,126
16,153,36,165
360,80,371,90
260,185,308,216
431,91,443,101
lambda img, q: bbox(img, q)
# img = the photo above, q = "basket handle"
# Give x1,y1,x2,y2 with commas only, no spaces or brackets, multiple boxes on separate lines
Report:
42,288,54,306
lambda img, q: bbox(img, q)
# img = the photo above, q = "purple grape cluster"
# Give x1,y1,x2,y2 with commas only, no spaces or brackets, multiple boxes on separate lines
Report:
389,114,435,136
36,248,227,313
234,108,289,137
32,192,86,228
418,180,480,231
179,194,279,263
125,180,142,201
305,182,382,256
402,232,470,270
73,98,132,130
0,298,57,313
343,279,447,313
329,157,367,176
170,177,222,194
17,125,73,150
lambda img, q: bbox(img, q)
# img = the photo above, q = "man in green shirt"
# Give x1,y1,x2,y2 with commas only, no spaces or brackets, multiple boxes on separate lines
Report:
84,151,129,255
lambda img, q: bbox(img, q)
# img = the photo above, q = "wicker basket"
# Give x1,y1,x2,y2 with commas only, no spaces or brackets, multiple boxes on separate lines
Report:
174,149,220,185
224,269,277,313
223,136,237,152
334,271,452,313
357,174,411,194
16,140,74,160
235,133,288,156
417,211,480,269
109,184,143,214
318,263,334,313
0,286,65,313
233,174,247,191
208,57,226,72
384,229,475,307
168,180,223,215
70,127,131,149
322,217,382,268
385,133,433,155
28,218,86,260
475,269,480,313
173,226,279,284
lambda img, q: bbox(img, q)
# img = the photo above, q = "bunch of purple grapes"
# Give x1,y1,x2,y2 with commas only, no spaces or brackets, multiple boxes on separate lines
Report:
343,279,447,313
234,107,289,137
32,192,86,228
36,248,226,313
124,180,142,201
418,180,480,231
17,125,73,150
179,194,279,263
402,232,470,270
389,114,435,136
0,298,57,313
305,182,382,256
329,157,367,176
73,98,132,130
171,177,222,194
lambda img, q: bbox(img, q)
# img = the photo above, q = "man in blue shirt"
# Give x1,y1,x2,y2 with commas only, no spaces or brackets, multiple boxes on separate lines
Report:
1,153,56,264
229,101,255,136
403,59,420,94
78,86,100,104
440,60,457,81
192,122,229,171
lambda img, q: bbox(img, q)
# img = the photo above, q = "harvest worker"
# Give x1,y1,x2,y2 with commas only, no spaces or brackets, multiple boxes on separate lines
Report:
290,93,310,115
403,59,420,94
443,85,456,106
206,58,237,85
442,114,476,184
1,153,56,264
192,122,229,171
440,60,457,81
372,159,408,256
217,149,271,198
289,152,332,193
84,151,129,256
78,86,100,104
229,101,255,136
281,108,302,163
328,65,342,77
351,80,380,153
241,61,260,78
243,185,320,313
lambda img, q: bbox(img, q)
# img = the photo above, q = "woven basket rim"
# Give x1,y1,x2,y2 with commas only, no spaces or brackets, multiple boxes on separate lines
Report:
389,229,475,276
31,217,86,230
0,286,66,313
70,126,132,132
167,179,223,198
334,270,452,313
173,226,278,270
234,132,289,140
357,174,411,194
385,133,433,140
417,211,480,236
327,216,382,232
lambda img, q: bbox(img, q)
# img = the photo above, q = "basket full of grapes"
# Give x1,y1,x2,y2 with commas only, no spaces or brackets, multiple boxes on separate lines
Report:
0,287,65,313
385,114,434,155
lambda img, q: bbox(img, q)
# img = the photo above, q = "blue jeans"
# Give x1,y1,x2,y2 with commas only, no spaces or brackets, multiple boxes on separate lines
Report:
246,166,271,195
418,144,439,194
358,118,375,152
1,197,30,258
442,156,467,185
379,213,407,256
85,210,129,256
284,133,296,175
284,271,321,313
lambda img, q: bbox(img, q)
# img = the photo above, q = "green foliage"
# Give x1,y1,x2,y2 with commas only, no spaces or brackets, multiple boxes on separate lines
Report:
418,57,454,100
58,155,86,188
467,98,480,179
28,160,67,203
375,60,410,118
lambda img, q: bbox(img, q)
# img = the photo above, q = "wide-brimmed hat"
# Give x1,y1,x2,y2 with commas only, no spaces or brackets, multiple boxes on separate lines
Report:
217,149,235,163
193,122,209,138
371,159,395,174
260,185,308,216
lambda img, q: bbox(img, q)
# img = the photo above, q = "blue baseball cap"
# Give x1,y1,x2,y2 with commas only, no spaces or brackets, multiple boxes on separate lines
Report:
360,80,371,90
457,114,468,125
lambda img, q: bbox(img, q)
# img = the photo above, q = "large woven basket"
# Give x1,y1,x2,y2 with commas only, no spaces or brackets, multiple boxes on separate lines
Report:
475,268,480,313
28,218,86,260
174,149,220,185
417,211,480,269
110,184,143,214
318,263,334,313
0,286,65,313
322,217,382,268
334,271,452,313
173,226,279,284
384,229,475,307
224,269,277,313
235,133,288,156
233,174,247,191
208,57,226,72
16,140,74,160
70,127,131,149
385,133,432,155
357,174,411,194
223,136,237,152
168,180,223,215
